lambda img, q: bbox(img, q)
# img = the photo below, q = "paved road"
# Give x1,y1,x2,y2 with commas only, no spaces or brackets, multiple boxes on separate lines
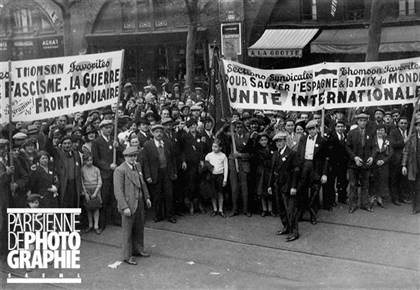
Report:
1,203,419,289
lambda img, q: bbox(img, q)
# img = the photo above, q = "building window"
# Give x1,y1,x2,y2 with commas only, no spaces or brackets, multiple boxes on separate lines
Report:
122,0,136,31
399,0,415,15
154,0,167,27
302,0,317,20
344,0,365,20
137,0,152,29
13,8,32,33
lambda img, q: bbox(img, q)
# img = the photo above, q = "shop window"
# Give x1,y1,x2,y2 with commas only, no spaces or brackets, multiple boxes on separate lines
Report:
137,0,152,29
156,46,168,78
399,0,415,15
302,0,317,20
154,0,167,27
93,1,122,33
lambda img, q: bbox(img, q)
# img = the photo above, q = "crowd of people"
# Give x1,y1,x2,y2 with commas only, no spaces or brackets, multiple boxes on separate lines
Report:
1,80,419,262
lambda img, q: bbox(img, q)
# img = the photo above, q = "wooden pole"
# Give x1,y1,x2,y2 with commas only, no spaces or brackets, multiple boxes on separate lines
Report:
218,58,239,172
7,59,15,195
320,107,326,136
113,49,125,164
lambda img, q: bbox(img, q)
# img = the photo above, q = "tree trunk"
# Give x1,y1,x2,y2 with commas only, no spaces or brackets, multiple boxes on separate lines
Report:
63,10,72,56
365,0,385,61
185,21,197,88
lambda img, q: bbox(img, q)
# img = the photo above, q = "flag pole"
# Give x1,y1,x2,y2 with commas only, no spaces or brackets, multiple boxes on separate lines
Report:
218,58,239,172
320,107,325,136
408,98,420,140
113,49,125,164
7,59,15,195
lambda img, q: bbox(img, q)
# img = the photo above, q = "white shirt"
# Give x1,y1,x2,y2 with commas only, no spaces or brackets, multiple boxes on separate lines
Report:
279,145,287,156
399,128,407,139
377,137,384,149
205,151,228,182
154,138,164,148
304,134,317,160
101,132,109,143
337,132,344,141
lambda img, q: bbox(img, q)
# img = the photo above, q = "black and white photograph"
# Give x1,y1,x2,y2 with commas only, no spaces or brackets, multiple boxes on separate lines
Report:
0,0,419,289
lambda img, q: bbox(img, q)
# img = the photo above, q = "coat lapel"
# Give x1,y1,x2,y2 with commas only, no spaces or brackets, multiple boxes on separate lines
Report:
124,162,141,188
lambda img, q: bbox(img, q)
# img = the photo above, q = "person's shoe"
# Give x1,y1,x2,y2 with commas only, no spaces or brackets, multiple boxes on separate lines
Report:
349,207,356,214
269,211,276,217
94,228,102,235
168,217,177,223
219,212,226,218
310,217,317,225
245,212,252,217
402,199,412,204
123,257,137,265
392,200,402,206
133,251,150,258
276,228,289,235
286,233,299,242
229,212,239,217
82,227,92,234
153,217,163,223
210,211,217,217
261,211,267,217
361,206,373,212
377,197,384,208
412,209,419,215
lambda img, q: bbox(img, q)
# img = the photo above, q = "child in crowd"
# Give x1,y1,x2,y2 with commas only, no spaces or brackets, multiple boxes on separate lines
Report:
81,154,103,234
205,140,228,217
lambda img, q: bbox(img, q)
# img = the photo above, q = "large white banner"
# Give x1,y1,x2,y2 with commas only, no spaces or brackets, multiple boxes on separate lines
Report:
0,50,123,123
222,57,420,111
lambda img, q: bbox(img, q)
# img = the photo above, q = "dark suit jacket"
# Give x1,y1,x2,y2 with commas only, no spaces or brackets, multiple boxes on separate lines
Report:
296,134,329,179
268,146,299,194
137,130,152,148
91,135,116,179
372,137,393,165
142,139,177,184
402,134,419,181
346,127,374,168
180,132,205,164
389,127,406,166
113,162,150,214
326,132,349,169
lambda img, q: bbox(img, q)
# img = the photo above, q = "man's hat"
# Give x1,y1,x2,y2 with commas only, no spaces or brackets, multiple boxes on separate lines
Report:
355,112,370,119
334,108,346,114
190,105,202,111
415,116,420,125
99,119,113,128
374,108,385,115
242,112,251,120
181,105,190,111
161,117,174,126
136,117,149,125
27,124,38,135
273,131,288,141
89,110,100,117
64,124,73,132
53,129,62,138
27,194,42,203
123,82,133,88
102,107,114,115
249,117,260,125
123,146,139,156
195,87,203,92
233,120,244,126
150,124,164,132
384,111,392,117
84,127,97,136
12,132,27,140
0,138,9,147
305,120,318,129
72,126,82,133
391,108,400,115
172,83,180,90
23,137,37,147
145,109,156,118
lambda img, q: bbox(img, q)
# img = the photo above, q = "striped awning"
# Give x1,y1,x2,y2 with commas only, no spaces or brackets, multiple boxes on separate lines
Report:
248,29,319,58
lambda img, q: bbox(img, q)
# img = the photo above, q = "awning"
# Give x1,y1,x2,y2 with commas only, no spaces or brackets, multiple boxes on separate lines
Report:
248,29,319,58
311,26,420,54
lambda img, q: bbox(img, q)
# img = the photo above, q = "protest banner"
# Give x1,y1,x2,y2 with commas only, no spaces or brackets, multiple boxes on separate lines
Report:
0,50,123,123
222,57,420,111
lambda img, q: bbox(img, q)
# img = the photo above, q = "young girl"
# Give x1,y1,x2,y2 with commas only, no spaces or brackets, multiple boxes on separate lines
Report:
81,154,103,234
254,133,274,217
204,140,228,217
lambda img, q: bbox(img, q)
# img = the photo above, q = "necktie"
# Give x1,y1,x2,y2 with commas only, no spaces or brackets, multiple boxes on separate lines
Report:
361,129,365,147
309,136,314,140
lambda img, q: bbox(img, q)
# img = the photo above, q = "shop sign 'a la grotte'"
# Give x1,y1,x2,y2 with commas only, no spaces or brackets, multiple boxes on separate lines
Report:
0,50,123,123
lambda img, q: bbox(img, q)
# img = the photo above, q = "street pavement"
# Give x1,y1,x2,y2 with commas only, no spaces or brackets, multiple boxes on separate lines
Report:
1,202,419,289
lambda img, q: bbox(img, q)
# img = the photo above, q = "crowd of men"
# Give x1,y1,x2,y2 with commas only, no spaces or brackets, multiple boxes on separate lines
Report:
1,80,419,260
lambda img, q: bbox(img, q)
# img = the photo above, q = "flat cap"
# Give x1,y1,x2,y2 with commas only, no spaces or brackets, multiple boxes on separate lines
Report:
123,82,133,88
415,116,420,125
374,108,385,114
23,137,37,147
150,124,164,132
53,129,62,138
273,131,288,140
391,108,400,115
190,105,202,111
99,119,113,128
64,124,73,131
384,111,392,116
355,112,370,119
84,127,97,135
161,117,174,125
0,138,9,146
249,117,260,124
181,105,190,111
27,125,38,135
102,107,114,115
89,110,100,117
305,120,318,129
12,132,27,140
27,194,42,203
136,117,149,125
123,146,139,156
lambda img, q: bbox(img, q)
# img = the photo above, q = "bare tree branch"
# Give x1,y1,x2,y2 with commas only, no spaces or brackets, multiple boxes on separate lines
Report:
50,0,65,12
